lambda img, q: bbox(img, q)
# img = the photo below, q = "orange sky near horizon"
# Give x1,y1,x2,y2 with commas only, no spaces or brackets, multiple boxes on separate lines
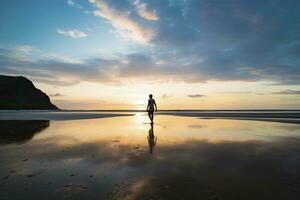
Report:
36,80,300,110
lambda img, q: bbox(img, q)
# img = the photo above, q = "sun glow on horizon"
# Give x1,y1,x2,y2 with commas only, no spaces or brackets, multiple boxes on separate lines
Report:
33,80,300,110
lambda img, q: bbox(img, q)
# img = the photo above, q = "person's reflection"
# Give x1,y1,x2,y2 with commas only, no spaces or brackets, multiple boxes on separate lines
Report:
147,123,157,154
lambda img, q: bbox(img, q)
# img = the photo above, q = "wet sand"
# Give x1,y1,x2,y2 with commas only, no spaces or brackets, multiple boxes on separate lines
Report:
159,111,300,124
1,110,300,124
1,114,300,199
0,110,133,121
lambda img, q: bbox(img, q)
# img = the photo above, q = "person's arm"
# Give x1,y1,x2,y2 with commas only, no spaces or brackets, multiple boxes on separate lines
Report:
154,100,158,112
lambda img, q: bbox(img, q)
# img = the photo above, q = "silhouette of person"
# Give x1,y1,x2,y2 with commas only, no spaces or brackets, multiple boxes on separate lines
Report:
147,123,157,154
146,94,157,124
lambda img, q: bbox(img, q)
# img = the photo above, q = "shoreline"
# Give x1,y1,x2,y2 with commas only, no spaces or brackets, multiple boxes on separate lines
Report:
0,111,133,121
0,110,300,124
158,112,300,124
158,112,300,118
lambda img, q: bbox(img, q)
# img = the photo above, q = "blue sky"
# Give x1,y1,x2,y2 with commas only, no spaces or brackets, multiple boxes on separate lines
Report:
0,0,131,58
0,0,300,109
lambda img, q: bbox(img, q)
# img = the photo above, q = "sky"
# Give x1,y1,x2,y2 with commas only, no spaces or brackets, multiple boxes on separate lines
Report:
0,0,300,110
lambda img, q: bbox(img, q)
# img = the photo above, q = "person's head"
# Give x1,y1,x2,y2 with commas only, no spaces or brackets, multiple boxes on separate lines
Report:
149,94,153,99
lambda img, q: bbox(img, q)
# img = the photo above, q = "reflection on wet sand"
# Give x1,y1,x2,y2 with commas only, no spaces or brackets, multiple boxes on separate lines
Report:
0,115,300,200
0,120,49,144
147,123,157,154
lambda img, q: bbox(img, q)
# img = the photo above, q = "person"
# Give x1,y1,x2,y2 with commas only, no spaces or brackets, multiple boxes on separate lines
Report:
146,94,157,124
147,123,157,154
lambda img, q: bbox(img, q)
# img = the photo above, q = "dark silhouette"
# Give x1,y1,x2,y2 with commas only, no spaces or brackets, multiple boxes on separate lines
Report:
146,94,157,124
0,75,57,110
147,123,157,154
0,120,49,144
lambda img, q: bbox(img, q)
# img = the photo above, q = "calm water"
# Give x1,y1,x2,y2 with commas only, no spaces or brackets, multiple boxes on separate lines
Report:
1,114,300,200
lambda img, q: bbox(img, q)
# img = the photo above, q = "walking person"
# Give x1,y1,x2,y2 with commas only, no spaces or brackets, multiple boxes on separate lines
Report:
146,94,157,124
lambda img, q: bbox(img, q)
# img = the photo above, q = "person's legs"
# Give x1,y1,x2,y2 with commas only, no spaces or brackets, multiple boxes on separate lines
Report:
148,111,154,123
148,111,152,122
151,112,154,123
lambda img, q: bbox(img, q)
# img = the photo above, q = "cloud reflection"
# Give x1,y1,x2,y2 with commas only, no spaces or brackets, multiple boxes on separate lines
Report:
1,131,300,199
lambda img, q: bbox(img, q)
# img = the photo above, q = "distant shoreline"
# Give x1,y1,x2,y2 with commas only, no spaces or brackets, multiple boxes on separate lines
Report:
56,109,300,112
2,109,299,112
158,112,300,124
0,110,300,123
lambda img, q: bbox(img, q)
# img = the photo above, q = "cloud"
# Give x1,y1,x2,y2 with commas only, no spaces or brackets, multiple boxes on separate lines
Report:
66,0,90,15
0,46,111,86
40,52,82,64
148,0,300,84
219,91,252,94
133,0,159,21
56,28,87,38
1,41,300,88
67,0,75,6
49,93,63,97
89,0,155,44
187,94,206,98
77,0,300,84
162,93,171,99
2,1,300,86
272,90,300,95
0,46,185,86
15,45,32,53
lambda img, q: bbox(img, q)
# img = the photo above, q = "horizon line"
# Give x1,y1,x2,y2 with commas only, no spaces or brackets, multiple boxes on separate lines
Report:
54,109,300,112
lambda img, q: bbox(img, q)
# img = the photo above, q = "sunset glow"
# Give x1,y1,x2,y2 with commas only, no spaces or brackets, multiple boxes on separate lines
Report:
1,0,300,109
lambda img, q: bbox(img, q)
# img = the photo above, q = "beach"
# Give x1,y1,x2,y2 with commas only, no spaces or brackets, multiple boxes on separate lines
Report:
2,0,300,199
1,111,300,199
1,110,300,123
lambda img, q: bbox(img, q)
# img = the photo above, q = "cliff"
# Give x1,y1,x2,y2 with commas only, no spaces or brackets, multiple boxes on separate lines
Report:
0,75,58,110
